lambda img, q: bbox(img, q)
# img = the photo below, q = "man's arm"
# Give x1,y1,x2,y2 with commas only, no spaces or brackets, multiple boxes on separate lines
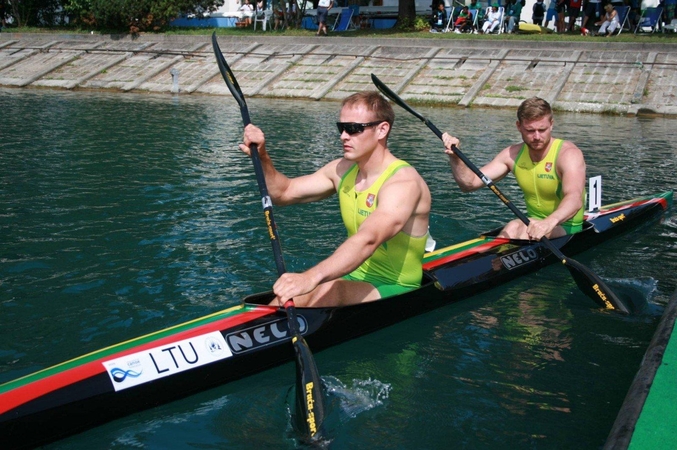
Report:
240,123,337,205
441,132,513,192
528,141,586,238
272,168,428,301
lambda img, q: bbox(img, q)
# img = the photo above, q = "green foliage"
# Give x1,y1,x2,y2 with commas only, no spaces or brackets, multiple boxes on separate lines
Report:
8,0,61,27
396,15,428,32
61,0,225,32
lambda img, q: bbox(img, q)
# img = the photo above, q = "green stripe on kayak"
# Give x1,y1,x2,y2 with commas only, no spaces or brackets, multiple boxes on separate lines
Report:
0,304,251,393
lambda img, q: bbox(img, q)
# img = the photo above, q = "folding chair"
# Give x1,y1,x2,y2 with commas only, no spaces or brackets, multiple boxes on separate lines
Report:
470,8,482,32
634,6,662,33
442,6,454,32
332,7,354,31
613,5,631,35
348,4,360,29
466,9,478,33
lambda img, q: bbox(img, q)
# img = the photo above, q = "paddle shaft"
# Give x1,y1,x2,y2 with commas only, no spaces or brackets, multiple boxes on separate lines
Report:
238,108,287,278
371,73,627,313
212,33,326,438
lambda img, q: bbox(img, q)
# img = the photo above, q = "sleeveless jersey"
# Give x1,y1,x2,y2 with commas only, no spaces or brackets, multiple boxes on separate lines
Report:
338,160,426,288
513,139,584,231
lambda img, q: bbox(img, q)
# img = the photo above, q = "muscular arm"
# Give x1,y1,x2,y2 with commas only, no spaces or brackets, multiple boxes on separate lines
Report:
240,124,338,205
442,132,514,192
273,168,429,301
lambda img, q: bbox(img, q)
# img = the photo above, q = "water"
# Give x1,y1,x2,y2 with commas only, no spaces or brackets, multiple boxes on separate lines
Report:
1,87,676,449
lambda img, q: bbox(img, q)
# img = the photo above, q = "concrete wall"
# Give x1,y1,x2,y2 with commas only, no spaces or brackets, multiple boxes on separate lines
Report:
1,33,677,117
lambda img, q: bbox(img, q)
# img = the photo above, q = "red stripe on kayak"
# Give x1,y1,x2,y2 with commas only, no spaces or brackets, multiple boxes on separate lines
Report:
423,238,509,271
588,197,666,217
0,306,277,415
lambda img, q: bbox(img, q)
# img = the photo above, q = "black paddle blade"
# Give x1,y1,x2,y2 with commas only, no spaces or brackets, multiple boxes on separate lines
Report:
211,33,247,112
564,258,630,314
293,334,326,440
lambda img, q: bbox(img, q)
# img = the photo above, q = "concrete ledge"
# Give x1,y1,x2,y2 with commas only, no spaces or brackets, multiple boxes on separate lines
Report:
2,33,677,117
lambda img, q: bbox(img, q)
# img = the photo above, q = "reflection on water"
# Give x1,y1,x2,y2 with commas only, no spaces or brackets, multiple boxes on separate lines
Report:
0,88,676,449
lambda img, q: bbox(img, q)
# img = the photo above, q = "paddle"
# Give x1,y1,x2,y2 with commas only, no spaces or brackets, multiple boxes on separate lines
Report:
211,33,326,439
370,73,629,314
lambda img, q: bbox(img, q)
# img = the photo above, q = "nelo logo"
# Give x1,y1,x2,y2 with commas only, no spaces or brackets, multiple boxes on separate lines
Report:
226,316,308,354
500,248,539,270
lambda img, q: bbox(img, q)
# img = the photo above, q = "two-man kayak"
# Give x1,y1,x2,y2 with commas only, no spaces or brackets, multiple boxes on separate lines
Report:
0,191,672,449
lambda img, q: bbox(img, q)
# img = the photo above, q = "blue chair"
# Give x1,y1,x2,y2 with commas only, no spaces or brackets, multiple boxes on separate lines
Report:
614,5,631,35
332,7,355,31
634,6,663,33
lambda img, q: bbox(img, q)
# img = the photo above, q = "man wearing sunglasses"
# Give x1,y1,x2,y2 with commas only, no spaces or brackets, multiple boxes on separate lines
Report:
240,91,431,308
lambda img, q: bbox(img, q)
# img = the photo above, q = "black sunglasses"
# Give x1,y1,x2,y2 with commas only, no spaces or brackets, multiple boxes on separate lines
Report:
336,121,383,135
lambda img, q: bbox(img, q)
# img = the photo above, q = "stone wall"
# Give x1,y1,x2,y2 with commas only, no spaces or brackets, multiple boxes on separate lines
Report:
2,33,677,116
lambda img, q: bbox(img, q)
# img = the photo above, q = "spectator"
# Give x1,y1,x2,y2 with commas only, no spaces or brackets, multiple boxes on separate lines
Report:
482,5,502,33
316,0,333,36
580,0,602,34
273,0,285,30
567,0,582,31
430,2,448,32
287,0,298,24
665,0,677,24
595,2,620,35
505,0,523,33
544,0,559,30
556,0,568,32
238,0,254,26
533,0,546,25
453,6,473,33
469,0,486,28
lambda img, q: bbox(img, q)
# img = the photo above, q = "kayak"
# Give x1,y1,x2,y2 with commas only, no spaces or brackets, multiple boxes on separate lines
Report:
1,191,672,449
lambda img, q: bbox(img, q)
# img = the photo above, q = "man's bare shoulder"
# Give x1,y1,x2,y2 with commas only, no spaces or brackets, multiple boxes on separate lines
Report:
505,143,524,160
558,140,586,163
318,158,352,181
381,164,431,200
559,139,584,154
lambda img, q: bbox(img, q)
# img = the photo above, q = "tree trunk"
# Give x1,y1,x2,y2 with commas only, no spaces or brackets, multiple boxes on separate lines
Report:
398,0,416,24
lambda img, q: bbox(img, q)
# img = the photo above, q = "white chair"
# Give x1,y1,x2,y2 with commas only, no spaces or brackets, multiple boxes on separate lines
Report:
663,18,677,32
254,9,273,31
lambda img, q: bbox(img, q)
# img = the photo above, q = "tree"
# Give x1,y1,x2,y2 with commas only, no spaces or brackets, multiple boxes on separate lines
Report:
397,0,418,30
8,0,61,27
62,0,225,31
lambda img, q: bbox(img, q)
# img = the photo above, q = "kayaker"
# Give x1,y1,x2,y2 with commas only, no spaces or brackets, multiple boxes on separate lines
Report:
441,97,586,241
240,91,431,307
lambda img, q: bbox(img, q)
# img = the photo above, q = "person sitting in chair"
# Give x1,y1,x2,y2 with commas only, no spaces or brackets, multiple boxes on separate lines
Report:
595,3,620,36
430,2,448,32
238,0,254,26
481,5,502,33
454,6,474,33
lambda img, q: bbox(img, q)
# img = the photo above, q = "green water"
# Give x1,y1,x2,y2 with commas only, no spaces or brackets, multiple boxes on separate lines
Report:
1,87,676,449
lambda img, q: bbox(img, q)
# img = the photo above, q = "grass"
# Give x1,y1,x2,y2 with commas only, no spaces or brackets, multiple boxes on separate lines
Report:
5,24,677,44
